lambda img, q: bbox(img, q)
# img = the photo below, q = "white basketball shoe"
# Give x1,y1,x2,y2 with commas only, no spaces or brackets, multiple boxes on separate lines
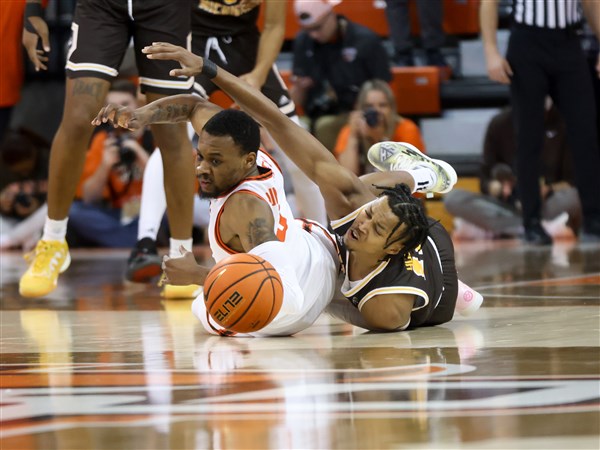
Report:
367,141,458,196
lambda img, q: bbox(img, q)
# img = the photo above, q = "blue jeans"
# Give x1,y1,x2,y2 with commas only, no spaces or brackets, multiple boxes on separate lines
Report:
68,201,138,248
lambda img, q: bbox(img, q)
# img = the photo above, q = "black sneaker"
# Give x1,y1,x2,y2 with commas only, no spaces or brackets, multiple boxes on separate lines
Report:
125,238,162,282
524,222,552,246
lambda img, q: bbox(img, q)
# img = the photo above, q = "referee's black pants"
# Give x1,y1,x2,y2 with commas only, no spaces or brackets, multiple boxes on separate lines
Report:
506,26,600,230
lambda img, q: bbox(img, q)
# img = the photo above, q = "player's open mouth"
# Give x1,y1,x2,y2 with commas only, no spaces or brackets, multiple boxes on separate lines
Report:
347,228,359,241
199,180,211,189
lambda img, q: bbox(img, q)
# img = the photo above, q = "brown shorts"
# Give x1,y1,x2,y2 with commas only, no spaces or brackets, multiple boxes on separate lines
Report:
66,0,193,94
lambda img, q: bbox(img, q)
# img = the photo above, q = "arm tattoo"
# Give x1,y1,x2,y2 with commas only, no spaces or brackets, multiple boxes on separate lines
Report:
246,218,276,247
149,104,191,123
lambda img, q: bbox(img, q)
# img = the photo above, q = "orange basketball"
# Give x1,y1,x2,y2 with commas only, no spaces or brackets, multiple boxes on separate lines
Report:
204,253,283,333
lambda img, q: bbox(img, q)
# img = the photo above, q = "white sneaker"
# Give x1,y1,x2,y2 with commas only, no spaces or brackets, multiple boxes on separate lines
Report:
367,141,458,195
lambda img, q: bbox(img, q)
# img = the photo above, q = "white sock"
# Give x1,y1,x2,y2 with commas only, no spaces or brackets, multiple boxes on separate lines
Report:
170,238,193,258
42,216,68,241
407,167,437,193
137,149,167,241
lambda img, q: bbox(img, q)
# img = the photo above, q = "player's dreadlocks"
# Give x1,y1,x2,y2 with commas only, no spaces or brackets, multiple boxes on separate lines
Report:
376,183,431,258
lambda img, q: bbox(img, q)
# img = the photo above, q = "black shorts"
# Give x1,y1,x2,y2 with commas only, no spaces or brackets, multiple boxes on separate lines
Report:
66,0,193,95
425,220,458,326
191,31,296,117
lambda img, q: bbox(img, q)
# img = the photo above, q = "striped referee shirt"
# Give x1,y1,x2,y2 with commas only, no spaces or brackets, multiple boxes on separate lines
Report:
512,0,582,28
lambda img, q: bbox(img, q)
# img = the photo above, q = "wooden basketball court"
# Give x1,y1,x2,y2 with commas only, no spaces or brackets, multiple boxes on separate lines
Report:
1,239,599,449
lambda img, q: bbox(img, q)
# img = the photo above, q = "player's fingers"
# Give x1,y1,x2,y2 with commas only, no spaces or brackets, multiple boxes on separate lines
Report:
169,68,193,77
100,104,118,123
91,108,106,125
36,26,50,53
145,50,178,60
29,17,51,52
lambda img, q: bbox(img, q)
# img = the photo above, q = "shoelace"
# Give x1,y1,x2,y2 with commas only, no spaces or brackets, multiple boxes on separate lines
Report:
390,151,421,171
25,242,65,274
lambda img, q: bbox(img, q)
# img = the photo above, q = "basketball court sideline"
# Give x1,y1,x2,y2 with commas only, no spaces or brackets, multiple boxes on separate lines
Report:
1,239,599,449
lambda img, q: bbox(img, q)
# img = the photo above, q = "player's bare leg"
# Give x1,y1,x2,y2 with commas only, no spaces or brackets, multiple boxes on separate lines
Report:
20,77,110,298
145,92,197,298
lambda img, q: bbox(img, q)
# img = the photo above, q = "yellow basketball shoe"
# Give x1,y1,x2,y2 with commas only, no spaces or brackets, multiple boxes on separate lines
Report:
19,240,71,298
367,141,457,196
161,284,202,299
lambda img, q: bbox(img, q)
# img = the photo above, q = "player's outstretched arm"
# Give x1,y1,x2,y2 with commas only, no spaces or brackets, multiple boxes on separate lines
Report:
92,94,221,135
143,42,373,218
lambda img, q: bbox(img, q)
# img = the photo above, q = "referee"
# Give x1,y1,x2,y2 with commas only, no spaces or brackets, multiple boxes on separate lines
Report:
480,0,600,244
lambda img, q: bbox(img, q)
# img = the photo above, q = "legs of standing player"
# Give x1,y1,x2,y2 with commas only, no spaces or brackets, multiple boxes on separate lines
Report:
19,77,110,297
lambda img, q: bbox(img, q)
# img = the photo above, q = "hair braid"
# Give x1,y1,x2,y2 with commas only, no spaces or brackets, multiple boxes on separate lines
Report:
375,183,431,257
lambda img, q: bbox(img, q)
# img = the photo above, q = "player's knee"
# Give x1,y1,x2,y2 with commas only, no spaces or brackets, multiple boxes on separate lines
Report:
363,310,409,332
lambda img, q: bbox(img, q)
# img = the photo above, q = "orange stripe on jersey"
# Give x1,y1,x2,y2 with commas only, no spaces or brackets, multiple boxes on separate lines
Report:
213,190,270,255
258,148,283,174
298,218,341,263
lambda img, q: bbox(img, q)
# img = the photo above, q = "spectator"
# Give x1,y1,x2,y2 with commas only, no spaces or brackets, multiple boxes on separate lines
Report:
67,81,153,248
333,79,425,176
444,103,582,240
0,0,26,141
480,0,600,244
384,0,448,67
290,0,392,152
0,128,49,250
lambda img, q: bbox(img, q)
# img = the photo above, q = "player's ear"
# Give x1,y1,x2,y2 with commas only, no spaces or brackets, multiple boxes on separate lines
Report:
386,241,403,256
244,151,256,168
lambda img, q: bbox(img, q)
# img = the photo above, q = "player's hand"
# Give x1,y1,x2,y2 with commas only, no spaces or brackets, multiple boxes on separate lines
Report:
161,247,208,286
142,42,203,77
22,16,50,72
92,104,141,130
485,50,512,85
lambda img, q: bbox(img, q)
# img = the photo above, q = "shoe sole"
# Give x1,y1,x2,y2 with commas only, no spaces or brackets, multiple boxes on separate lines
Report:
368,141,458,194
126,263,162,283
162,285,202,299
19,251,72,298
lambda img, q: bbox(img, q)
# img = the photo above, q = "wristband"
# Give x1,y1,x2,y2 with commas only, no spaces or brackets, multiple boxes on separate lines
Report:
201,59,218,79
24,2,44,33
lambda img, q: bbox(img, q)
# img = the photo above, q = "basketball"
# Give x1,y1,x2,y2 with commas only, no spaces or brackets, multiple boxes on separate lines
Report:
204,253,284,333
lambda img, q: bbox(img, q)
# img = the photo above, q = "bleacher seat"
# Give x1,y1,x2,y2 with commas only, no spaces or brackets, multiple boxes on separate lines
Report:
389,66,441,115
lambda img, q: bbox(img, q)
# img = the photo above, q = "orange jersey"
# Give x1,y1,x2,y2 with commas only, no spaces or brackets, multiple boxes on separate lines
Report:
0,0,25,107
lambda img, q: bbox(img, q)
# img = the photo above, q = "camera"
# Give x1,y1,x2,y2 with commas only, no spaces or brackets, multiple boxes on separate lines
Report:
14,192,32,208
306,81,338,118
114,135,136,167
363,108,380,127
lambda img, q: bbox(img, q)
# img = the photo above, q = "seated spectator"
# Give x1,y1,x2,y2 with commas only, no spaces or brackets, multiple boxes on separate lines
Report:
333,79,425,175
444,101,581,240
67,80,153,248
290,0,391,152
0,128,50,250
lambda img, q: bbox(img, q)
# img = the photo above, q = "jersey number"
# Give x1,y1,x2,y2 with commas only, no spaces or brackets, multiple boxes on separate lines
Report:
266,187,288,241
